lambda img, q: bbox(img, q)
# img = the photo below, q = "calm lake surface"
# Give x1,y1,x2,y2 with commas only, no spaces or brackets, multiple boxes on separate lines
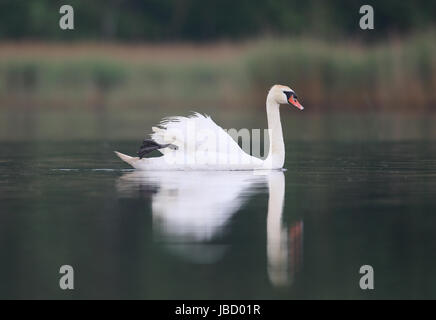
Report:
0,140,435,299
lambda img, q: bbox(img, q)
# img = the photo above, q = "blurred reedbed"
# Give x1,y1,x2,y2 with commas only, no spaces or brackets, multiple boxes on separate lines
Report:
0,32,435,112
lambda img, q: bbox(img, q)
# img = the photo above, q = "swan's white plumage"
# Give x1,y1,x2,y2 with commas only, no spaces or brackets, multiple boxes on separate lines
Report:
151,112,244,157
115,112,264,170
115,84,302,170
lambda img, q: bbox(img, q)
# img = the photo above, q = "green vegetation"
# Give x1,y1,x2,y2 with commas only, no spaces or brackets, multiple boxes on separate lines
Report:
0,32,435,111
246,34,436,110
0,0,435,41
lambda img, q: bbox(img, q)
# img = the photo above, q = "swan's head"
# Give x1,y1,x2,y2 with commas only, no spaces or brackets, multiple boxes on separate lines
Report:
268,85,304,110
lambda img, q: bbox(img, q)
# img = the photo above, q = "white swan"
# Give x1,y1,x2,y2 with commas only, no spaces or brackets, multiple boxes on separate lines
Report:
115,84,303,170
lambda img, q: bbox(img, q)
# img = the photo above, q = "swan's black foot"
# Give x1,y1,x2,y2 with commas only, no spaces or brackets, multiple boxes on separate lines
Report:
137,139,178,159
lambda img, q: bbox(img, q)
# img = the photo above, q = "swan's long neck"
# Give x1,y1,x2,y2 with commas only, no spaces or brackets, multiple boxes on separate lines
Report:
265,96,285,169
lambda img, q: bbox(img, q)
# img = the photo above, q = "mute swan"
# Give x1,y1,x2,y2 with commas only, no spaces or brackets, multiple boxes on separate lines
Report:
115,84,303,170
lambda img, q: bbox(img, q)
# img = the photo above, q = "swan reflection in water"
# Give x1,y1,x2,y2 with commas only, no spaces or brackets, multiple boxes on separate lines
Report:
117,170,303,287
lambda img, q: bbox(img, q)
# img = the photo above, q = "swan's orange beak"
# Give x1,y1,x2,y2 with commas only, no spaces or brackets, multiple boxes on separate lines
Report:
289,95,304,110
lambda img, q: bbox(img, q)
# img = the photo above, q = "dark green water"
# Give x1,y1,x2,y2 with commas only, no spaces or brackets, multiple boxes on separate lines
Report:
0,140,435,299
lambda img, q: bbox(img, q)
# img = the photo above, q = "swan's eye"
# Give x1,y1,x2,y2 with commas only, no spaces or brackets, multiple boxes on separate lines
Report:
283,91,292,100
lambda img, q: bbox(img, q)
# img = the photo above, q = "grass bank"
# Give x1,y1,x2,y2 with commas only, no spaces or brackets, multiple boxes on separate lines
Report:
0,32,435,112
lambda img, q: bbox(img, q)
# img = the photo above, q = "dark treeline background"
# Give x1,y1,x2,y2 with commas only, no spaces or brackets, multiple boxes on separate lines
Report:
0,0,435,41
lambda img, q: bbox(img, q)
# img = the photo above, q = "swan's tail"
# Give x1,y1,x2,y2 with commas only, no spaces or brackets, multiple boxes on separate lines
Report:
114,151,139,167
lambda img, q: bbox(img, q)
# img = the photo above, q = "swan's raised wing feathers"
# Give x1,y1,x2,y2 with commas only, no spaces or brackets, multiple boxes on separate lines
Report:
150,113,246,157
